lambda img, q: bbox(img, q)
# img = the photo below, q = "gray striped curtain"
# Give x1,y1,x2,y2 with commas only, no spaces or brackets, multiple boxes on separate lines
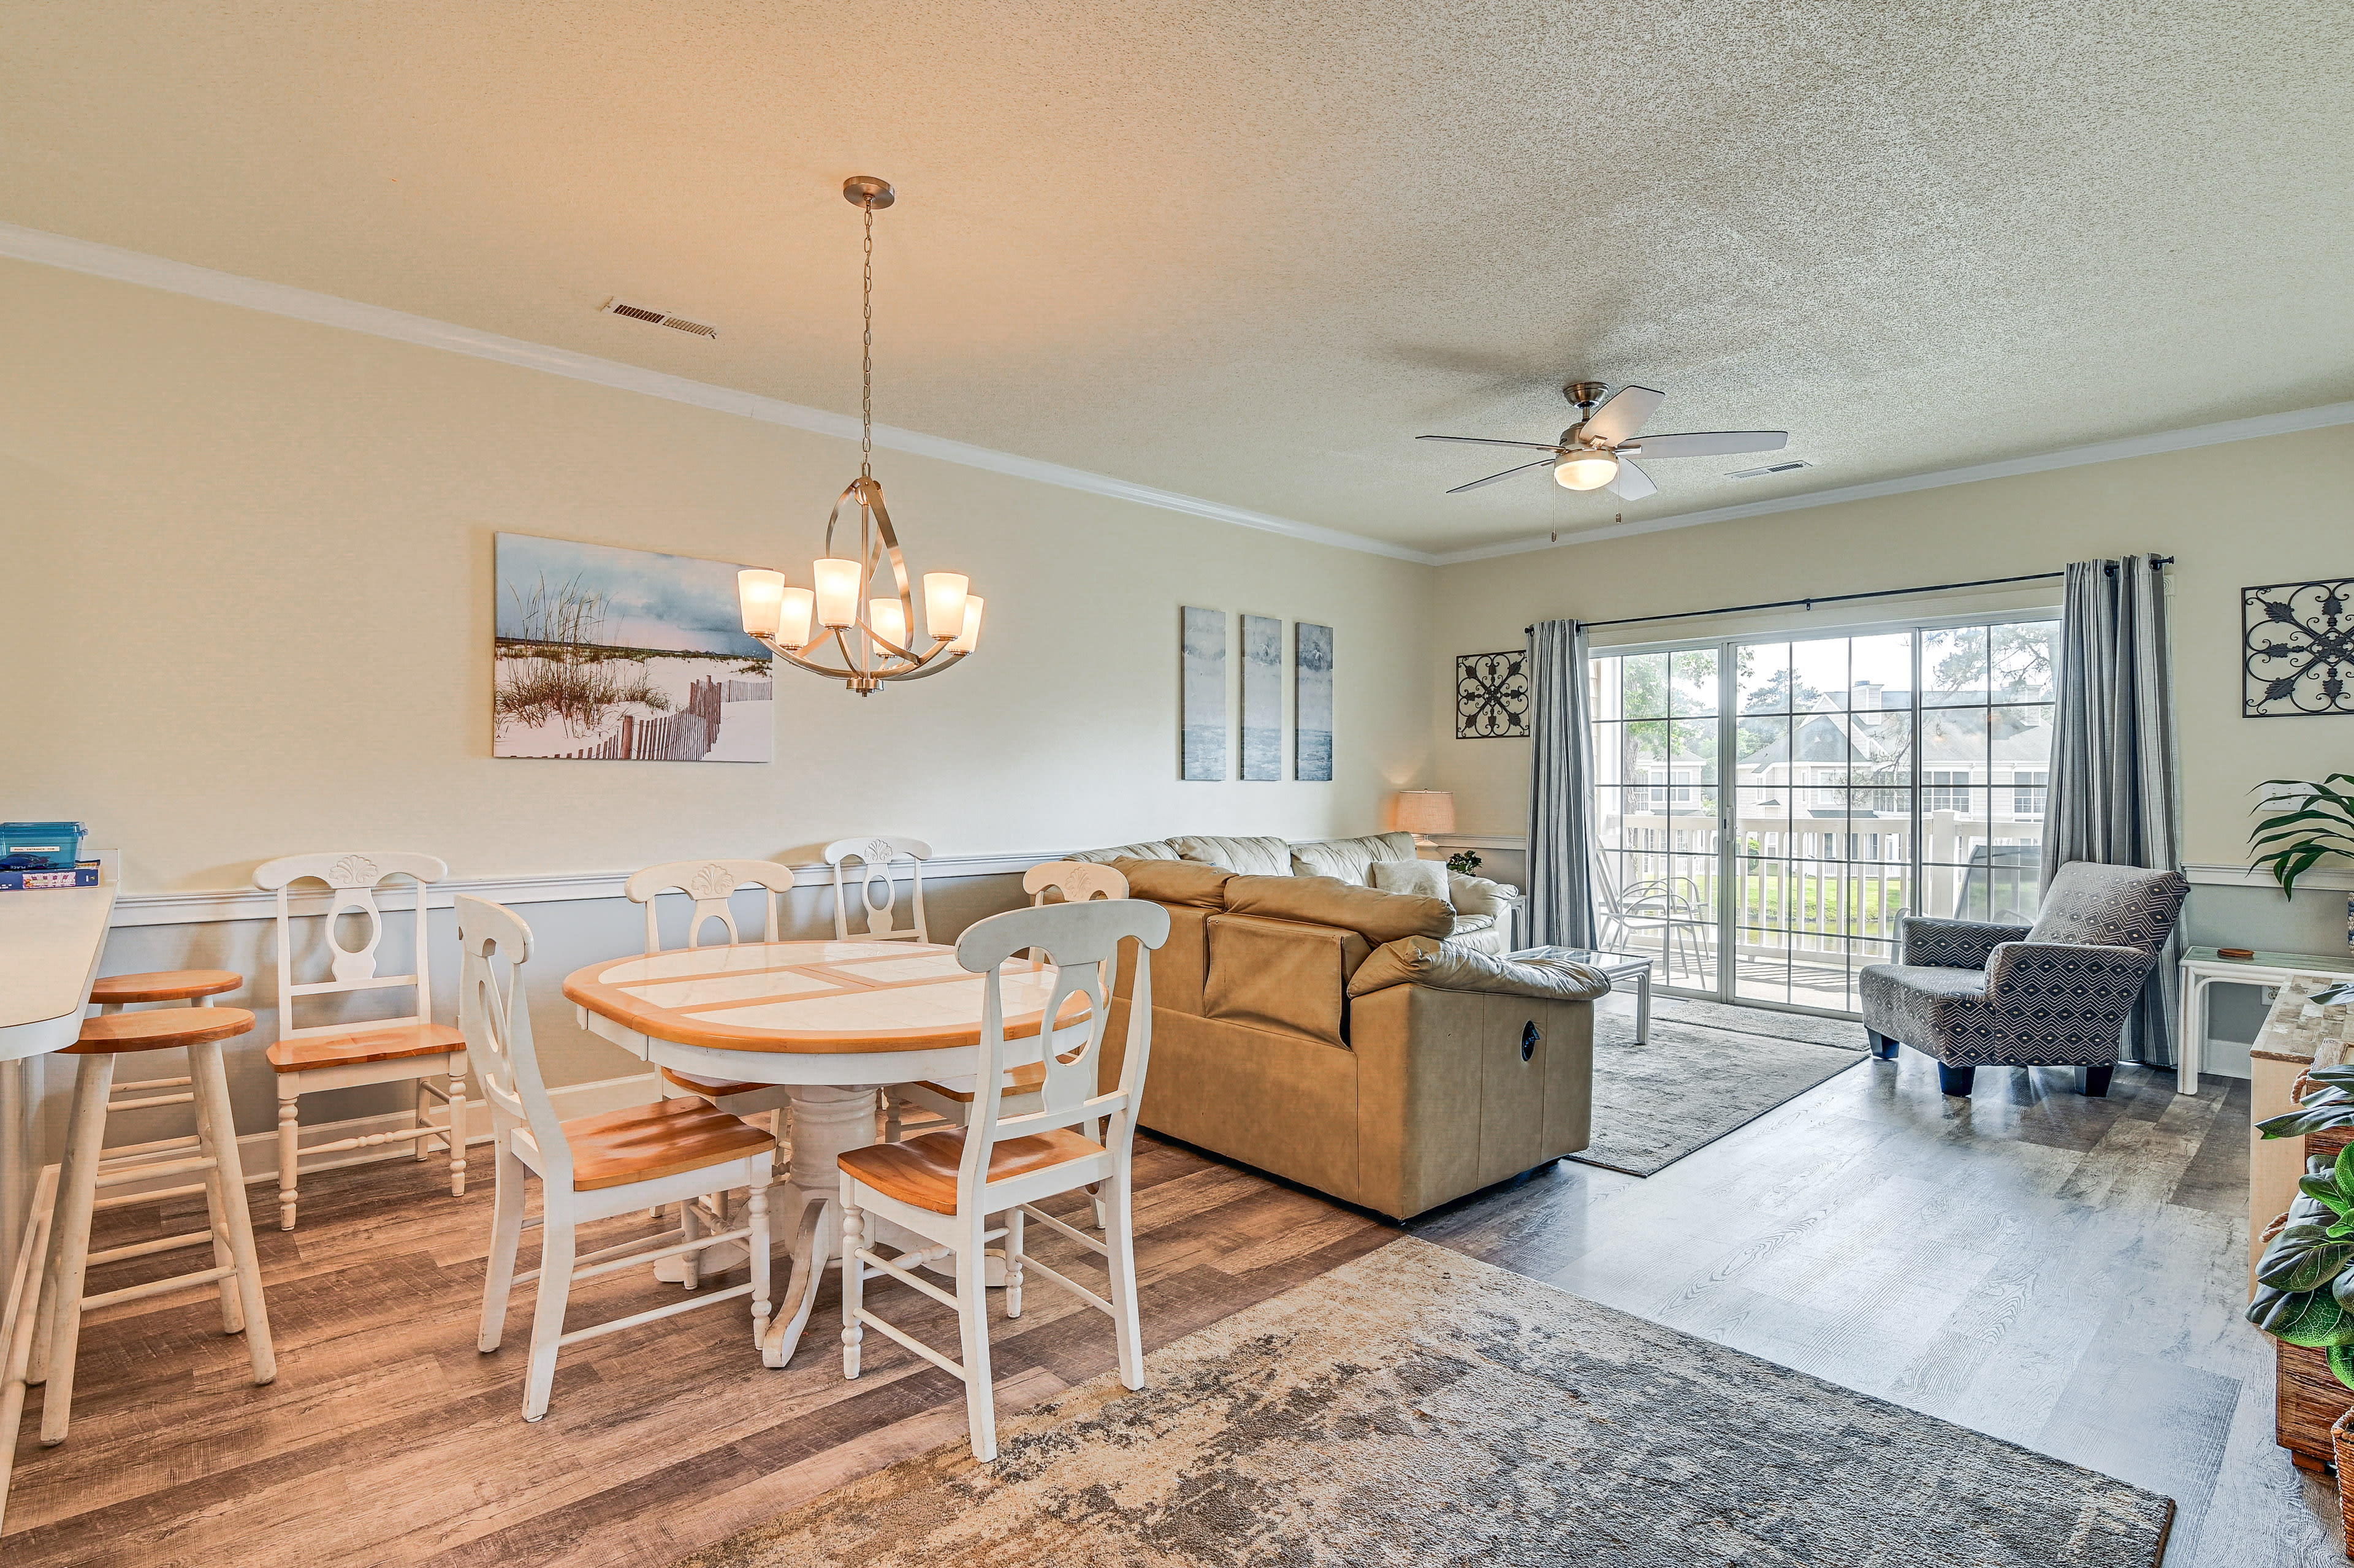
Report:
2044,555,2183,1067
1526,618,1598,948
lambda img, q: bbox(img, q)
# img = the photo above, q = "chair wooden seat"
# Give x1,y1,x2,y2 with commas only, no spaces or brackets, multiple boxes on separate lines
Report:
71,1008,257,1054
910,1062,1048,1106
839,1126,1103,1216
264,1022,465,1073
88,969,243,1005
660,1067,775,1100
525,1099,777,1192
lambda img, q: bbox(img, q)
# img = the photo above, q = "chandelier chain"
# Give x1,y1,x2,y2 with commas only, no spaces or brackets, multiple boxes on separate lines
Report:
860,200,874,479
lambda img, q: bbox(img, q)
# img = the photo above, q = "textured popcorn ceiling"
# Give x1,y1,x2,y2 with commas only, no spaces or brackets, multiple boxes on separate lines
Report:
4,2,2349,554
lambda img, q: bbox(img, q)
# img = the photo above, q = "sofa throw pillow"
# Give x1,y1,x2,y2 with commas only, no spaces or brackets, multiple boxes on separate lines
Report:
1171,835,1294,877
1347,935,1613,1002
1446,872,1521,919
1369,858,1451,904
1289,831,1419,885
1222,874,1453,945
1110,858,1234,908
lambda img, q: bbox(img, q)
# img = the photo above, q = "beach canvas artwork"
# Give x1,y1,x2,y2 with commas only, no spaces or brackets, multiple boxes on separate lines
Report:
1181,606,1228,781
1295,622,1333,782
1241,614,1282,780
494,533,774,762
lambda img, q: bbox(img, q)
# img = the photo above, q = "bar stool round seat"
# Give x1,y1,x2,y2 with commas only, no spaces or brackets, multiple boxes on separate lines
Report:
72,1008,257,1054
86,970,243,1006
34,991,274,1448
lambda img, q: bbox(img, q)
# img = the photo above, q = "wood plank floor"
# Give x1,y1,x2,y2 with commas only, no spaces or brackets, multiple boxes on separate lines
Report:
5,992,2341,1565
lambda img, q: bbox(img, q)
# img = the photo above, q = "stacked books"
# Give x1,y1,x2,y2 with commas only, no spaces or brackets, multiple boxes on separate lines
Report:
0,861,100,891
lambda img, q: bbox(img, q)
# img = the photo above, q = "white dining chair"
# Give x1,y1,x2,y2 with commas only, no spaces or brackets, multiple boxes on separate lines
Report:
254,852,468,1231
824,837,932,943
628,860,799,1281
839,895,1168,1461
460,896,775,1422
891,862,1129,1135
631,859,800,1132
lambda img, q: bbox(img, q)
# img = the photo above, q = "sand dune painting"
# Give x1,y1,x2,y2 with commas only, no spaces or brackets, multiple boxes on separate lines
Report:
493,533,774,763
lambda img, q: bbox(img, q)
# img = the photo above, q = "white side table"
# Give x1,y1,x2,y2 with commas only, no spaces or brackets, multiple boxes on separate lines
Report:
2179,945,2354,1095
1514,946,1651,1043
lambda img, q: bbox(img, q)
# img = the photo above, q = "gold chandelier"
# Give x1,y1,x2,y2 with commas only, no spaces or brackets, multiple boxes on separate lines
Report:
737,175,981,695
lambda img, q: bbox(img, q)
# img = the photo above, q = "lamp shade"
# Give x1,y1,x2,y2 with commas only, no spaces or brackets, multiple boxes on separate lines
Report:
1393,790,1456,834
736,569,786,637
868,595,909,652
812,558,863,628
1554,451,1619,491
775,587,815,650
950,595,985,655
922,573,970,641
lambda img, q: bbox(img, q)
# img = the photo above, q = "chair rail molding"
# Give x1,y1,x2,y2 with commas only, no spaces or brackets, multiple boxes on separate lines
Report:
109,851,1056,928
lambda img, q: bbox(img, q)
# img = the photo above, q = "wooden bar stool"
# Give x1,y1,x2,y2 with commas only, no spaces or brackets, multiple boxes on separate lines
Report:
31,989,275,1445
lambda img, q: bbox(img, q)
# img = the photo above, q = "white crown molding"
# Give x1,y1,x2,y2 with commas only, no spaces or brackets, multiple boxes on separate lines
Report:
0,221,1437,567
109,850,1056,927
1430,400,2354,566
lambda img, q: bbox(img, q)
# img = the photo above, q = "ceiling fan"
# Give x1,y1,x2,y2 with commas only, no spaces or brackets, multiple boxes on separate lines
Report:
1418,381,1788,501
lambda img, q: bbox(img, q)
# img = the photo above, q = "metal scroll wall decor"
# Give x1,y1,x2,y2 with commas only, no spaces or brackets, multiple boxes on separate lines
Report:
2245,579,2354,717
1455,650,1531,738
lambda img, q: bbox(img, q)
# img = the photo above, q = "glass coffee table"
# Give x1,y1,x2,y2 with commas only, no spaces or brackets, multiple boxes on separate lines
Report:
1511,947,1653,1043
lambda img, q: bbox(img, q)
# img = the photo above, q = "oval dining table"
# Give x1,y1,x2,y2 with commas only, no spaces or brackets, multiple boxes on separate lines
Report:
563,937,1086,1369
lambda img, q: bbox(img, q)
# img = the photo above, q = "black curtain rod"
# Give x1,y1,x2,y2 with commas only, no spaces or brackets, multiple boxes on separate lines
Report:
1523,558,2175,635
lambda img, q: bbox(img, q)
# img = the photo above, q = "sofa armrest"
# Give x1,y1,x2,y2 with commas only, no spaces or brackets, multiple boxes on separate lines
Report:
1446,873,1522,920
1899,915,2030,969
1983,941,2153,1007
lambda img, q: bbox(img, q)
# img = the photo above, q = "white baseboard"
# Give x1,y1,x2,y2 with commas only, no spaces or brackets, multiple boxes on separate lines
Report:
95,1070,663,1201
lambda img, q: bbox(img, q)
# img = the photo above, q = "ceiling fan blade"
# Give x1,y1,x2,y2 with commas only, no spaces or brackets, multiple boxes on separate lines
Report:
1417,435,1569,453
1607,457,1657,501
1446,457,1558,495
1582,385,1666,446
1628,430,1789,459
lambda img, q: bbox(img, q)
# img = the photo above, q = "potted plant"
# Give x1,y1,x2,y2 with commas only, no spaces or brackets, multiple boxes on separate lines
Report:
2250,772,2354,956
2251,1053,2354,1511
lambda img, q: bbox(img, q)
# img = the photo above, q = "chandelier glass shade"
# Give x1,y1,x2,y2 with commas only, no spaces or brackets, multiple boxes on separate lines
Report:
735,176,981,695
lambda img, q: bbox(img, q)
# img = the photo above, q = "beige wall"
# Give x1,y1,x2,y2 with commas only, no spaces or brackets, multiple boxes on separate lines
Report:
1430,423,2354,870
2,259,1436,891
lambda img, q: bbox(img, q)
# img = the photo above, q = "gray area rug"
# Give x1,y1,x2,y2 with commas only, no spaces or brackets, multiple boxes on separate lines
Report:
1650,992,1867,1049
1574,1002,1868,1177
677,1237,2173,1567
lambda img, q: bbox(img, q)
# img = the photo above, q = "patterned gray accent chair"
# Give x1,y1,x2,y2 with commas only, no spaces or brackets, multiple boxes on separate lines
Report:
1857,861,2190,1099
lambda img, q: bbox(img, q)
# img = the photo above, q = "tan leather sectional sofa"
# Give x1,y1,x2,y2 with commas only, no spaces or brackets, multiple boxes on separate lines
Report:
1069,832,1608,1220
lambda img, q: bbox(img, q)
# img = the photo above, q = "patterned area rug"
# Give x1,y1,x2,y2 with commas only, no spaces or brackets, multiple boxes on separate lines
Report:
1572,1000,1869,1177
676,1238,2173,1567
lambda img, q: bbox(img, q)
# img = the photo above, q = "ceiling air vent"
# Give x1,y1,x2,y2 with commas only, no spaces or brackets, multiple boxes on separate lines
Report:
600,298,719,339
1727,459,1811,480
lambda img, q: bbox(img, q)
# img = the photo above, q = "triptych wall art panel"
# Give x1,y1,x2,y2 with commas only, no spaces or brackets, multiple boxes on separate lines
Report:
494,533,774,762
1178,607,1333,781
1180,606,1229,781
1241,614,1283,781
1296,622,1334,782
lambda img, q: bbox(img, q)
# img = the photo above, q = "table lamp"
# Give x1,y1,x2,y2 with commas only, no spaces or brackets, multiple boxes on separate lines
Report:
1393,790,1455,845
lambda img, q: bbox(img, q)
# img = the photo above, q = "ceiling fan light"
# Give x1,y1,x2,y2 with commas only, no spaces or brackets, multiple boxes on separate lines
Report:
1555,451,1619,491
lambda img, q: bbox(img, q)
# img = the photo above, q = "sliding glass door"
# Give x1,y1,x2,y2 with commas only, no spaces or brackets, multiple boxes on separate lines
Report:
1587,614,2057,1016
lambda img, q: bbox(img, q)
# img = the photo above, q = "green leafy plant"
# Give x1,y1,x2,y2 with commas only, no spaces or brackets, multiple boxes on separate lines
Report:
2251,773,2354,896
1445,850,1482,877
2251,1065,2354,1387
